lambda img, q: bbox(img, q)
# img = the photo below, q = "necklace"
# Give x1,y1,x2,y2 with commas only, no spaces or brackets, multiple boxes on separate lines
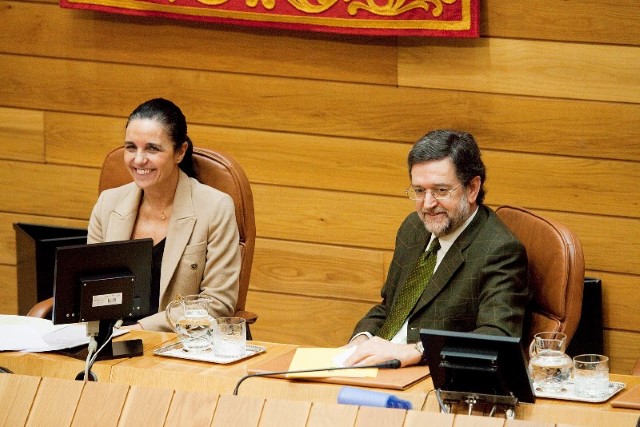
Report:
143,197,172,221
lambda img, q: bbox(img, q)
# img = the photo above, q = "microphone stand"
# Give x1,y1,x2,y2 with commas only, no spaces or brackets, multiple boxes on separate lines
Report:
233,359,401,395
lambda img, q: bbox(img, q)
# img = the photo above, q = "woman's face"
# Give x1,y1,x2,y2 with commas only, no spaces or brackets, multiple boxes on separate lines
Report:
123,118,185,193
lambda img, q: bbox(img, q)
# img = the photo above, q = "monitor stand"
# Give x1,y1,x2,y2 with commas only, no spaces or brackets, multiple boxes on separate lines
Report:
436,389,518,419
58,319,143,361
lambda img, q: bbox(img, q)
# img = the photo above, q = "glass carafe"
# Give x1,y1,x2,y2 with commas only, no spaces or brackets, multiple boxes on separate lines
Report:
166,294,215,352
528,331,573,393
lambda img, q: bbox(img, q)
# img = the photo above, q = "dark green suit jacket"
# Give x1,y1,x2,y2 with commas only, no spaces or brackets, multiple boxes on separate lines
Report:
353,205,530,344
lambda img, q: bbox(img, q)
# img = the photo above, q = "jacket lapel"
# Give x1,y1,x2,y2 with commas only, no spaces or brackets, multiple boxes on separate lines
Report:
160,172,196,296
105,184,142,241
412,206,489,314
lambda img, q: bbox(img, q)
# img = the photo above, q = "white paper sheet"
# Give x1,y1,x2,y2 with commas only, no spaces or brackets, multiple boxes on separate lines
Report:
0,315,128,352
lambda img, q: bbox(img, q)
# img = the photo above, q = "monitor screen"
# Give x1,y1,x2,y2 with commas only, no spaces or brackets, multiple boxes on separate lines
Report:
52,238,153,325
421,329,535,404
52,238,153,361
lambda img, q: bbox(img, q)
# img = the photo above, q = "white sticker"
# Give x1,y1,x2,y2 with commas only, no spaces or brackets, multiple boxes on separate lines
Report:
92,293,123,307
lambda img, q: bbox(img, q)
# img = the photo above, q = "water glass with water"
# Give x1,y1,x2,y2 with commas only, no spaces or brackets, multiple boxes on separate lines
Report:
213,317,246,358
573,354,610,398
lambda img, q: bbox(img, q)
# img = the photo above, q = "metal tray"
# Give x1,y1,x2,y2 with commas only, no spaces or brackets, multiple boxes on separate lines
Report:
153,341,266,364
534,381,626,403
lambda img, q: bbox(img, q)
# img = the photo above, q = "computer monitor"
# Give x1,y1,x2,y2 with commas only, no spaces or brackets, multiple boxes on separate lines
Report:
52,238,153,360
14,223,88,316
421,328,535,412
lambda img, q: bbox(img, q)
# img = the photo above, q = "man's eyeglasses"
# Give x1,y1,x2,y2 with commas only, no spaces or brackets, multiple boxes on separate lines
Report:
406,184,463,201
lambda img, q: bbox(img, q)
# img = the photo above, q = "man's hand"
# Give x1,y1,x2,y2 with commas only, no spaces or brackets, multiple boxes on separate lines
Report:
343,336,422,368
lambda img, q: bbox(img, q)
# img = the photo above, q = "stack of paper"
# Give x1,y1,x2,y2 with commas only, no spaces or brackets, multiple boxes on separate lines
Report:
0,315,126,352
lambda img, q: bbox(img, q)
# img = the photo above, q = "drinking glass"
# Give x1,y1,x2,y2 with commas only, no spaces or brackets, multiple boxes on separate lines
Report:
573,354,610,398
213,317,246,358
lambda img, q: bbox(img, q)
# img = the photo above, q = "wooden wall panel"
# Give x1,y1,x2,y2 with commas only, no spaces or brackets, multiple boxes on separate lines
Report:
0,265,16,314
2,54,640,163
253,186,406,250
605,330,640,375
0,107,44,162
45,112,125,168
482,1,640,46
252,238,384,303
483,153,639,218
594,271,640,332
44,107,640,170
246,291,373,346
398,38,640,103
0,160,98,219
543,212,640,277
45,112,411,194
0,0,397,86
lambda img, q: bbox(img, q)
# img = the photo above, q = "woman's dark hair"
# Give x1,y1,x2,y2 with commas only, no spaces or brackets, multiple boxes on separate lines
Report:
408,129,486,204
126,98,195,177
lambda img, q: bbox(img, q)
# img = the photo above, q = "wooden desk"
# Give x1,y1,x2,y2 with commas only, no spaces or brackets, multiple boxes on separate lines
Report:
422,374,640,426
110,335,430,409
3,373,640,427
2,331,639,426
0,330,174,381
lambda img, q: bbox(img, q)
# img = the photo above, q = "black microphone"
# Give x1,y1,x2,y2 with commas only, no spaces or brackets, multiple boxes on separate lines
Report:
233,359,401,395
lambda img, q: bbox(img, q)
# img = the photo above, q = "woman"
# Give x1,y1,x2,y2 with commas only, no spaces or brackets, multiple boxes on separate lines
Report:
87,98,241,331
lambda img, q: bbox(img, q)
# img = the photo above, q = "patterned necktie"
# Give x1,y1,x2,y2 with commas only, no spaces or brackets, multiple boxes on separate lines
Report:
377,238,440,340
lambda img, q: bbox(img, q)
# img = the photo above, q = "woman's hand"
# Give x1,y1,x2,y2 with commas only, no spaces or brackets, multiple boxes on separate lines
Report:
343,336,422,368
122,323,143,331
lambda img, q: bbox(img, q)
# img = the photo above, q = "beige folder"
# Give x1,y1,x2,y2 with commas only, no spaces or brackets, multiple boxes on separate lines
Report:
247,348,429,390
610,384,640,409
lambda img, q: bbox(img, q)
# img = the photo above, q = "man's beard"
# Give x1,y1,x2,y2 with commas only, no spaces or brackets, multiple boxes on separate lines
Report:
422,194,471,237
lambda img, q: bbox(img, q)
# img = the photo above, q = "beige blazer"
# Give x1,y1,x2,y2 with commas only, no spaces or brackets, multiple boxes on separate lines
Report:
87,171,241,331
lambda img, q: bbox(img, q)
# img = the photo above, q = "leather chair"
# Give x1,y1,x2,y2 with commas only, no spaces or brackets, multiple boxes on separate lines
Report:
495,205,585,347
28,146,258,335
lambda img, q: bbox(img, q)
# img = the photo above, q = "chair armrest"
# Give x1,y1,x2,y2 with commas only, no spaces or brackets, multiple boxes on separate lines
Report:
27,297,54,318
234,310,258,325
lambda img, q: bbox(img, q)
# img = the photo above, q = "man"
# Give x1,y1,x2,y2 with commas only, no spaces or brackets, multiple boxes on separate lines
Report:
345,130,530,367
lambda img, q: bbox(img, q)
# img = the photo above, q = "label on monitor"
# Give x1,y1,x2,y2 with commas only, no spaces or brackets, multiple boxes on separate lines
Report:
92,292,123,307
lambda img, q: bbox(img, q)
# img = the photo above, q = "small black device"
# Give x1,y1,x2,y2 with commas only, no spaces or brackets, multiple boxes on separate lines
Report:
52,238,153,360
421,328,535,418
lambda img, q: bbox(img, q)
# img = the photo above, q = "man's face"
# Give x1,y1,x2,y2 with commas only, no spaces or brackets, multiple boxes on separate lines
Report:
410,158,479,237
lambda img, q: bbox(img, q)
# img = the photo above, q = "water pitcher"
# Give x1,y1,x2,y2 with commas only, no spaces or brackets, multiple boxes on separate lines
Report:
528,331,573,393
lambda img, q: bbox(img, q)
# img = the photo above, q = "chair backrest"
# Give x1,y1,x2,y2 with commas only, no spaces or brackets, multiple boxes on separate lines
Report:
98,146,256,314
495,205,584,347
